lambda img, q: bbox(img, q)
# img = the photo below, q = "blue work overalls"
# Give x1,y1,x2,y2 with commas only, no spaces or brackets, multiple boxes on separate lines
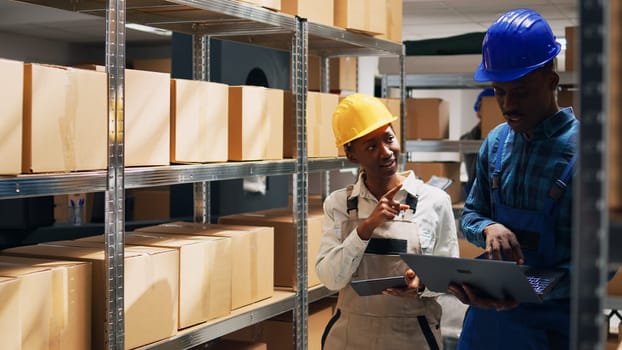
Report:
458,125,575,350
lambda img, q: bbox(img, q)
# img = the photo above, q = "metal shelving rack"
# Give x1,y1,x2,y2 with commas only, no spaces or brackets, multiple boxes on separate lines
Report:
2,0,403,349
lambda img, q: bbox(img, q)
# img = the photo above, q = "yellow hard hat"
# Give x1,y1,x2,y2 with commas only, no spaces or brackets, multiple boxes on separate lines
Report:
332,93,398,147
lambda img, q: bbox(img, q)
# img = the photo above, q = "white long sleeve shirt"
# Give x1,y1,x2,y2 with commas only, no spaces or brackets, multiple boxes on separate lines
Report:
315,170,459,291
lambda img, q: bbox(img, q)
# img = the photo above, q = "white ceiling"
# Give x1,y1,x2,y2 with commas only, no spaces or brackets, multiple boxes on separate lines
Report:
403,0,578,40
0,0,578,43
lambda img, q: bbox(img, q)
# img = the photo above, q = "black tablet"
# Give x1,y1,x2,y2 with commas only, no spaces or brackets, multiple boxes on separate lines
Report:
350,276,408,296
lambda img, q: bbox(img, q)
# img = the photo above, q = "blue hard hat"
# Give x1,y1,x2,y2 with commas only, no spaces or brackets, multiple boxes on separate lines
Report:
473,88,495,112
474,8,562,82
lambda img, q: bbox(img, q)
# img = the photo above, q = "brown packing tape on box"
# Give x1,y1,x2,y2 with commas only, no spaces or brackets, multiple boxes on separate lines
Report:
60,69,78,171
23,64,107,173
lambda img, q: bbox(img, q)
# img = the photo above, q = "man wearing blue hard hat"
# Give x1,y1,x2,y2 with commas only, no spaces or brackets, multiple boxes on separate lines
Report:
449,8,579,349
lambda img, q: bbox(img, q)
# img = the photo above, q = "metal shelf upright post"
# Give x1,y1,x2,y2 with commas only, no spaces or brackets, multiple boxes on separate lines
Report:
571,1,609,349
191,30,211,224
104,0,126,347
293,17,309,350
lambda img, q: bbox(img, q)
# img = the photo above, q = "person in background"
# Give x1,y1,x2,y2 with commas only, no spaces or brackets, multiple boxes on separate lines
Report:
316,93,459,350
460,87,495,196
450,8,579,349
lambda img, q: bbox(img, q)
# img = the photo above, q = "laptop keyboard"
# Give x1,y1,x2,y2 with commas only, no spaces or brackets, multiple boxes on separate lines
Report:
524,269,566,294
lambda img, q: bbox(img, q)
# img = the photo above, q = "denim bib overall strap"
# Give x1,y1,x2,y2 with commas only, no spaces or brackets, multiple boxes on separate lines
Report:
490,124,576,267
458,124,575,350
322,187,442,350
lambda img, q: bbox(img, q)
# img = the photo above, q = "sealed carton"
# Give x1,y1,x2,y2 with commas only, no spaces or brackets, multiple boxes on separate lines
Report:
479,96,505,139
0,256,92,350
228,86,284,160
0,264,53,350
406,162,462,204
79,231,232,328
236,0,280,11
0,58,23,175
281,0,333,26
334,0,386,36
125,69,171,166
218,208,324,289
23,64,107,173
284,91,339,158
3,243,178,350
225,297,336,350
308,56,357,92
138,222,274,309
378,97,402,142
406,98,449,140
171,79,228,163
377,0,403,43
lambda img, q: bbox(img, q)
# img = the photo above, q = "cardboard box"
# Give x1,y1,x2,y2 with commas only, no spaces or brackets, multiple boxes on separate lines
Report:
23,64,107,173
379,97,402,143
0,264,53,350
0,58,23,175
228,86,284,161
565,26,577,72
238,0,280,11
3,243,179,350
308,56,357,92
405,162,462,203
479,96,505,139
79,232,232,328
209,339,268,350
284,91,339,158
137,222,274,309
0,277,20,350
406,98,449,140
558,89,578,115
457,239,485,259
377,0,402,43
225,297,335,350
126,68,171,167
128,186,170,221
608,267,622,296
171,79,229,163
0,256,92,350
281,0,333,26
334,0,386,36
218,208,324,289
130,58,171,73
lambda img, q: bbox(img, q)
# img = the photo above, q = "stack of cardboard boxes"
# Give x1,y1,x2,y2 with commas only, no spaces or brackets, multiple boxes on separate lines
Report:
404,98,463,204
0,220,277,349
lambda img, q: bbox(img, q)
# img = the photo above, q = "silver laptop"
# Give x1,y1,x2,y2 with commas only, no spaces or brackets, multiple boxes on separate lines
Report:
400,254,567,303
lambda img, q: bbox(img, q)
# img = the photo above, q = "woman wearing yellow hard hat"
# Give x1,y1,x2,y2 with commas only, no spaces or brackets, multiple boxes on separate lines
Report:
316,93,459,349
